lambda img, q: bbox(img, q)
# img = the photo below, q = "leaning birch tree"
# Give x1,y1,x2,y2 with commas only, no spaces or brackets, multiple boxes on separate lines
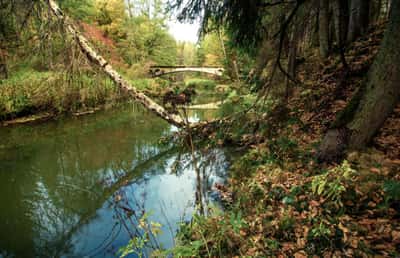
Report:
46,0,185,127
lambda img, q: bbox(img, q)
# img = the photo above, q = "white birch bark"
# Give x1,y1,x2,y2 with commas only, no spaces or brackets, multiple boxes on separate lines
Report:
47,0,185,127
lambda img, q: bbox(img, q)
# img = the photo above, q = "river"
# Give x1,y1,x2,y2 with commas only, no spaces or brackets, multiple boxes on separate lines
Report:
0,103,231,257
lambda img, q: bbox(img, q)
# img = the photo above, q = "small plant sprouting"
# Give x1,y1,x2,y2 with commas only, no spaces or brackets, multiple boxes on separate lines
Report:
311,160,356,206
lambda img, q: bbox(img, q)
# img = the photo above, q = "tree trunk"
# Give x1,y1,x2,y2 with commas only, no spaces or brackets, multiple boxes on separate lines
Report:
46,0,185,127
319,0,330,58
0,63,7,79
286,23,299,99
359,0,370,33
127,0,134,18
318,0,400,161
218,29,227,62
333,0,349,45
347,0,400,147
386,0,392,18
233,58,241,83
347,0,370,42
311,0,320,48
370,0,382,24
333,0,349,68
0,47,7,80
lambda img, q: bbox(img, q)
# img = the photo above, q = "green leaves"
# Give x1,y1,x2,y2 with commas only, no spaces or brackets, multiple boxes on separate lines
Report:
120,15,177,67
309,222,331,240
229,211,245,234
383,180,400,203
311,161,356,205
118,236,147,258
59,0,96,21
282,196,295,205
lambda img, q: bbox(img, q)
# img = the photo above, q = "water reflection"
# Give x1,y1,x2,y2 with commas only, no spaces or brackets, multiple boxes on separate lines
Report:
0,103,229,257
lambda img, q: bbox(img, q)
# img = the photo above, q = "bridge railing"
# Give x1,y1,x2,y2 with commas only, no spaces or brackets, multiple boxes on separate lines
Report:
149,66,225,77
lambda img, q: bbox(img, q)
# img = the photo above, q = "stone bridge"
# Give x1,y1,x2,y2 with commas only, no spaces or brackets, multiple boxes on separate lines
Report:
149,66,224,77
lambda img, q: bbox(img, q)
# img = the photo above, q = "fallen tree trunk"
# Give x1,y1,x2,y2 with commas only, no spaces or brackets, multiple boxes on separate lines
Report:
47,0,185,127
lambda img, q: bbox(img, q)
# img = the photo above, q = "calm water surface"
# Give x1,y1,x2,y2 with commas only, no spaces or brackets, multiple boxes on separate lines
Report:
0,103,230,257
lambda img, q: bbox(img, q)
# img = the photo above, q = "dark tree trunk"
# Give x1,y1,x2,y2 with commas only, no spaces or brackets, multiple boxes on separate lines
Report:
347,0,371,42
0,63,7,79
333,0,349,68
347,0,400,147
287,36,298,81
319,0,330,58
359,0,371,33
0,48,7,80
318,0,400,161
370,0,382,24
333,0,349,45
286,25,298,99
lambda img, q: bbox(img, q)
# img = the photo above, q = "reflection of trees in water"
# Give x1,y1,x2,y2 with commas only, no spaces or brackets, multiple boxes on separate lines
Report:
0,105,230,257
101,147,230,255
0,105,170,257
170,148,229,210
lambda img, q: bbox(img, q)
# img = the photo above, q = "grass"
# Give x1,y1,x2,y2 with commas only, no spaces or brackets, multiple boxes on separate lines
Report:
129,78,170,93
0,69,121,120
0,67,176,121
185,78,217,90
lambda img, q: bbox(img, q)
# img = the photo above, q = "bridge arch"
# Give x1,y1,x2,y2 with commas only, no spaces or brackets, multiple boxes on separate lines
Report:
149,66,224,77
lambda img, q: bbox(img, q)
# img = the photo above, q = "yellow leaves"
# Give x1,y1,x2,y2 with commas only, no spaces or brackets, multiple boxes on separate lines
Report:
294,226,308,249
391,230,400,242
150,221,162,236
338,222,349,234
349,237,359,249
296,237,306,249
294,251,307,258
204,54,221,67
94,0,127,37
239,229,247,237
251,234,262,244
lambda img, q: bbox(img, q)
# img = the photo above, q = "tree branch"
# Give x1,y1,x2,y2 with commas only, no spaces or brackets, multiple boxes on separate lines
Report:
274,0,304,85
46,0,185,128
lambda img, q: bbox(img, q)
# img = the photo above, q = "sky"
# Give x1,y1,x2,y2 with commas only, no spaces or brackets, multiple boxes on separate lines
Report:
123,0,201,43
167,20,200,43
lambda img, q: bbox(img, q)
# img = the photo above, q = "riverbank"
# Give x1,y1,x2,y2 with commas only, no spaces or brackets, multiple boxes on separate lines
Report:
167,27,400,257
0,68,228,126
0,69,176,125
0,69,122,120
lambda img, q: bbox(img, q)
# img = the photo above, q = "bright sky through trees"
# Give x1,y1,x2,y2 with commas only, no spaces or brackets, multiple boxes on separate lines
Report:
167,19,200,43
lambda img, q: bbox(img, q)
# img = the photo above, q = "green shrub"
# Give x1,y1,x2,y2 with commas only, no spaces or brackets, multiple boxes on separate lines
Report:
311,160,356,206
0,70,120,119
185,79,216,90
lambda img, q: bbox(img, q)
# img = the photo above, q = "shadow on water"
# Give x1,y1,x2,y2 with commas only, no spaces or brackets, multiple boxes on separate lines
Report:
0,103,230,257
